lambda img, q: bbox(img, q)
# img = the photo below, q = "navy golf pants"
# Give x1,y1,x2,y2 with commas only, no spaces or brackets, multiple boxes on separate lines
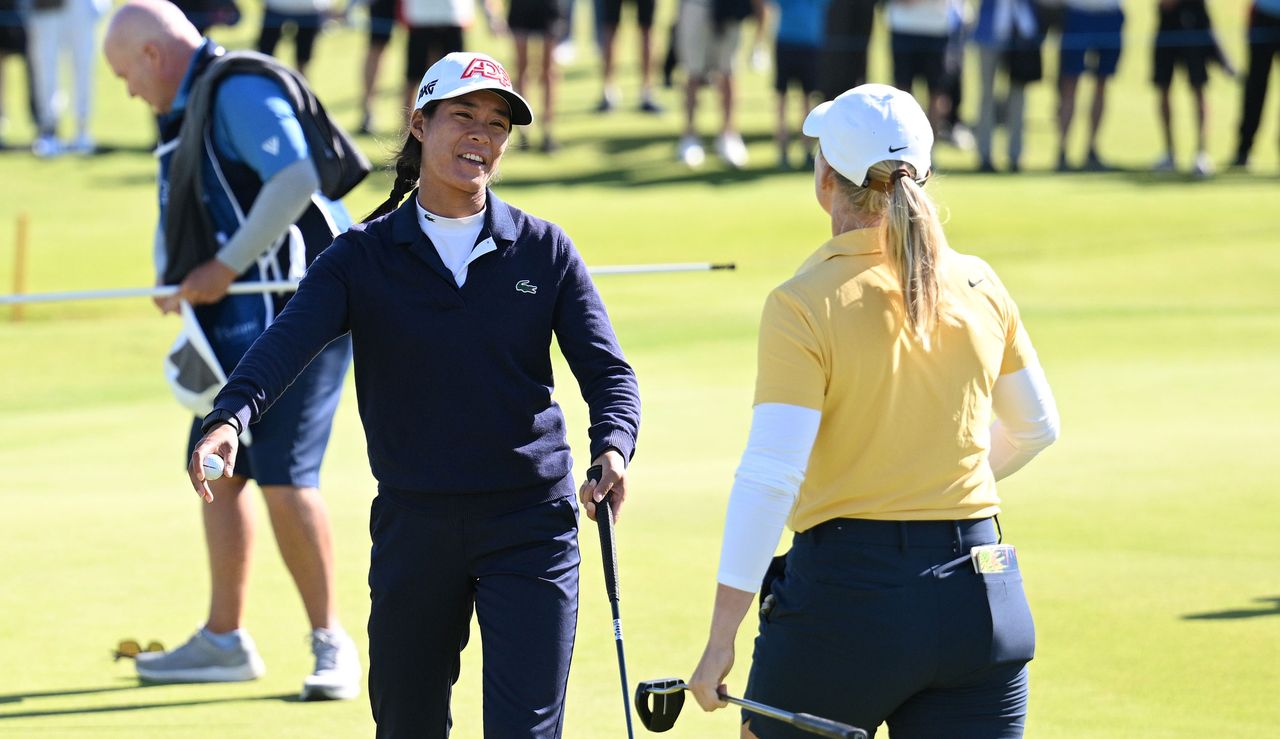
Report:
745,517,1035,739
367,480,580,739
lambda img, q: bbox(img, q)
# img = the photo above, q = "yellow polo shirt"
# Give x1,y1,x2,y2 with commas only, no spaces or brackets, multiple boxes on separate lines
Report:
754,227,1037,531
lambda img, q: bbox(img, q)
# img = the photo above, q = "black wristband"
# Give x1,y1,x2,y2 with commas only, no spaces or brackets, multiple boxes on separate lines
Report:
201,409,242,436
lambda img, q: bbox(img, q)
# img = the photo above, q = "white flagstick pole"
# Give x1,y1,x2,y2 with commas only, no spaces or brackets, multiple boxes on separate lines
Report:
589,262,736,276
0,263,736,306
0,281,302,305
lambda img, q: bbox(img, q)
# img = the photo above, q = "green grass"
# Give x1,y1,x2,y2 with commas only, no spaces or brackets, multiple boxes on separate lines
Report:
2,1,1280,736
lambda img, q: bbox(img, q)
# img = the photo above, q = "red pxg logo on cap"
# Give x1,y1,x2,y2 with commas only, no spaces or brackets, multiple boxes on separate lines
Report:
462,58,512,89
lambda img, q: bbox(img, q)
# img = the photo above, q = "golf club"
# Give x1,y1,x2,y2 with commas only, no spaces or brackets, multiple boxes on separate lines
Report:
635,678,868,739
587,464,635,739
0,262,736,305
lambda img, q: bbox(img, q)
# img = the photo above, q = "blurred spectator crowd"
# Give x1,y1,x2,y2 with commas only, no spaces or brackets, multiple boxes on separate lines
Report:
1,0,1278,177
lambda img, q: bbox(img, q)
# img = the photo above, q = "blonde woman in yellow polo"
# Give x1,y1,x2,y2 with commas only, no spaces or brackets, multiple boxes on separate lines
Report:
688,84,1060,739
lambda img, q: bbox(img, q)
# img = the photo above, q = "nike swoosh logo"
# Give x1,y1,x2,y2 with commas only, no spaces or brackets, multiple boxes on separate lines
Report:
968,278,985,288
888,145,909,154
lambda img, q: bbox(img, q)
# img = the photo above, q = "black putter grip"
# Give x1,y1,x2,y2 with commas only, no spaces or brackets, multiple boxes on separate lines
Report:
588,464,620,603
791,713,868,739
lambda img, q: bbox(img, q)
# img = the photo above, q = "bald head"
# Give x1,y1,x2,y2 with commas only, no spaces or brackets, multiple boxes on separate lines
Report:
104,0,202,114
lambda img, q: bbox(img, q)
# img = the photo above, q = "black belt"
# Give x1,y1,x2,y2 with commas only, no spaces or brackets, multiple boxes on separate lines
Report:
802,516,1001,551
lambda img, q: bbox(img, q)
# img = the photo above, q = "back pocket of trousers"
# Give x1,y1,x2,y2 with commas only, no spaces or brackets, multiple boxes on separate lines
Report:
984,572,1036,664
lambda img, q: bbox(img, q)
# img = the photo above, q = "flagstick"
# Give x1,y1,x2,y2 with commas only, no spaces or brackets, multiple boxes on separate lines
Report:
0,263,737,306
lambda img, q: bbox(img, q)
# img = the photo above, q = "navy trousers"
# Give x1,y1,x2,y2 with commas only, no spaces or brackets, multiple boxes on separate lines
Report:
367,481,580,739
745,517,1035,739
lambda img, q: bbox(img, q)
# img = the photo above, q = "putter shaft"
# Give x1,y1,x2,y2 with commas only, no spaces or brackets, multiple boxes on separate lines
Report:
638,681,867,739
590,466,635,739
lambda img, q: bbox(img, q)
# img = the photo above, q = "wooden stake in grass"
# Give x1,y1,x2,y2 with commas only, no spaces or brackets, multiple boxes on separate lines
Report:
11,212,28,322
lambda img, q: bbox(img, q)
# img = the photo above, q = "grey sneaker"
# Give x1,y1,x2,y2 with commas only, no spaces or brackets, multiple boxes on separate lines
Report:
301,628,361,701
31,134,62,159
136,629,265,683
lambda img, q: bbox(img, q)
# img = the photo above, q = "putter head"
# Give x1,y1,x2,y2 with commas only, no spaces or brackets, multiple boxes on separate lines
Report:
635,678,686,733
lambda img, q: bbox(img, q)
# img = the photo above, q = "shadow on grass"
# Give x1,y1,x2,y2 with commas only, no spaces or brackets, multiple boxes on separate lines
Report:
0,682,153,704
925,162,1275,185
1183,596,1280,621
0,142,157,158
92,171,163,187
0,681,300,719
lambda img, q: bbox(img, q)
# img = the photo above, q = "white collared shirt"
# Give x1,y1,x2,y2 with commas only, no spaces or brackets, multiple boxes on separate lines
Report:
416,201,493,287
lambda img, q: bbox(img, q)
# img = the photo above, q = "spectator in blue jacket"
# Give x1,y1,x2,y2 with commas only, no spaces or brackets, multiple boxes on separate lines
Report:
190,51,641,738
972,0,1044,172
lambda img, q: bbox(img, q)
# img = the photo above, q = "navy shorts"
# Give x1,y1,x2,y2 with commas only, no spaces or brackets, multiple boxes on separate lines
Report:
0,10,25,54
405,25,464,83
774,42,820,94
257,10,323,68
891,32,949,92
507,0,568,36
186,335,351,488
368,0,398,43
1153,36,1211,88
367,478,579,738
1060,7,1124,78
744,517,1035,739
599,0,655,29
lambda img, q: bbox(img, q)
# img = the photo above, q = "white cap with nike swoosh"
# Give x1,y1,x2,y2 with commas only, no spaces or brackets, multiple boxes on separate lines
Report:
802,83,933,188
413,52,534,126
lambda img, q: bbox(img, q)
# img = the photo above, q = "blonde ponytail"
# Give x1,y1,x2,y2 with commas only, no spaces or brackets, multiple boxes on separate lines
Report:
830,156,948,343
882,165,945,340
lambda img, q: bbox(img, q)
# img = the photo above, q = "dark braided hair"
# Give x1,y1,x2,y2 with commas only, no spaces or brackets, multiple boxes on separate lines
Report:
363,102,438,222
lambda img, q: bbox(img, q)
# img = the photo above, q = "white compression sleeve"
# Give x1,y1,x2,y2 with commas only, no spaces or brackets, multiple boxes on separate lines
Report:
989,365,1060,480
716,403,822,593
215,158,322,275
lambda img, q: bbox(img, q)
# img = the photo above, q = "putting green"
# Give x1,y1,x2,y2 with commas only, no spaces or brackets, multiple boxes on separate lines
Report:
2,1,1278,736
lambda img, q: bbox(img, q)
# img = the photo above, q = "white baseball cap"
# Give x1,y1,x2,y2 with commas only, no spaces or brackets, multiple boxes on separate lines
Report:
413,52,534,126
802,84,933,188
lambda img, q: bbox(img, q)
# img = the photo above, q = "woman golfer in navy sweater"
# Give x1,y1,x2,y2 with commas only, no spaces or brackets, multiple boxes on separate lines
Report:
189,52,640,738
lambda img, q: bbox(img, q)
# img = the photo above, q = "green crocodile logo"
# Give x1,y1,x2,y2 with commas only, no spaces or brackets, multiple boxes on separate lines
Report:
515,280,538,295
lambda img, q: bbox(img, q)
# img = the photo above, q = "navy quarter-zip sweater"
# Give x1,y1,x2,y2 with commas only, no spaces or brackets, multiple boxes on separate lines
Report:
211,190,640,497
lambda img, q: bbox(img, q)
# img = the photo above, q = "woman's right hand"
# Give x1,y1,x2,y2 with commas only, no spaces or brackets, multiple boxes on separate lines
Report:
688,639,734,712
188,423,240,503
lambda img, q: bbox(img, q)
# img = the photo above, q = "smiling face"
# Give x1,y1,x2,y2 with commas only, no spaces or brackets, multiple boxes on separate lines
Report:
412,91,513,217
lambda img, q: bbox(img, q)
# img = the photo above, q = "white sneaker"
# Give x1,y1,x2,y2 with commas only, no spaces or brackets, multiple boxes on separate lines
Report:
553,40,577,66
136,628,265,683
1193,152,1214,179
31,135,62,159
301,628,361,701
677,134,704,168
715,131,748,169
947,123,976,152
1152,154,1176,173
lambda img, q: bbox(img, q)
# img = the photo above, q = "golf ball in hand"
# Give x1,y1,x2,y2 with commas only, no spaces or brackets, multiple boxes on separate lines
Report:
202,456,225,481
